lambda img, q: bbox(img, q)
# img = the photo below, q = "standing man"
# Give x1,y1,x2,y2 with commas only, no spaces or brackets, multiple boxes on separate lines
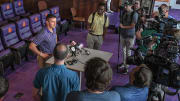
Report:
119,1,138,74
87,2,109,50
32,43,80,101
29,14,57,68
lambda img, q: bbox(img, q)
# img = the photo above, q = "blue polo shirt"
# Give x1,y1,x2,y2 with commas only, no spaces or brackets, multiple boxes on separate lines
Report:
66,90,120,101
33,27,57,54
33,64,80,101
111,84,149,101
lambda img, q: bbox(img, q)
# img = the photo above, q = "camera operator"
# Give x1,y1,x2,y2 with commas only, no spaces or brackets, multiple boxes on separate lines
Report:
156,4,176,32
119,1,138,74
133,0,147,39
111,64,153,101
162,28,180,63
158,4,174,19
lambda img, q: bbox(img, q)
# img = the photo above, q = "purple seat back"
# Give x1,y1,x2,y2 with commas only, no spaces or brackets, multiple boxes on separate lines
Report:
0,12,8,26
16,18,32,40
1,3,15,20
0,11,3,22
29,13,42,34
0,38,5,52
0,23,19,47
50,6,61,22
13,0,25,15
40,10,50,26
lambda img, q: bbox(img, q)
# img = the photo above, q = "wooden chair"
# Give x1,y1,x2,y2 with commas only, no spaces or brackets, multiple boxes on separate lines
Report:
70,8,85,31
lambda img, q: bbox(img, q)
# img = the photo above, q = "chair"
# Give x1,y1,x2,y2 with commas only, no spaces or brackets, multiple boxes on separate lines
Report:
29,13,42,35
13,0,30,17
49,6,61,23
15,18,33,41
70,7,85,31
38,0,48,11
50,6,69,37
0,11,8,26
0,2,20,21
0,23,28,64
40,10,50,26
0,38,14,76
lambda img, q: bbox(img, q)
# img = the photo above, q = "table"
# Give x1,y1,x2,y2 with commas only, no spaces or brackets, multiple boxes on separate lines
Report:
46,48,113,89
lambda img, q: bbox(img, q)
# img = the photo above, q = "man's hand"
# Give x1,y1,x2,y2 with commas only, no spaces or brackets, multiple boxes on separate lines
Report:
40,53,49,59
140,28,143,32
120,24,124,28
70,41,77,46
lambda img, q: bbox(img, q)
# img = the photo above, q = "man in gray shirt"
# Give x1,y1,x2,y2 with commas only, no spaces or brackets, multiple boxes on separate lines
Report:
120,1,138,74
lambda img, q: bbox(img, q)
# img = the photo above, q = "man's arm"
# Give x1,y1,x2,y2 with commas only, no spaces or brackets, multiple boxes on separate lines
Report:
32,87,41,101
87,22,91,31
29,42,49,59
120,23,136,29
103,16,109,37
120,12,138,29
87,14,93,31
33,69,43,101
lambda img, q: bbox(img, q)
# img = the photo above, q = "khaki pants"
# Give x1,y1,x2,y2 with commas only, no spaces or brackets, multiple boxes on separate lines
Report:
87,33,103,50
37,55,50,68
120,35,135,66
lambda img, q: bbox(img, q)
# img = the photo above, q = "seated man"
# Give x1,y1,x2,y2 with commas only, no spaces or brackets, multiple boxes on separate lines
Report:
66,57,120,101
111,64,153,101
0,76,9,101
32,43,80,101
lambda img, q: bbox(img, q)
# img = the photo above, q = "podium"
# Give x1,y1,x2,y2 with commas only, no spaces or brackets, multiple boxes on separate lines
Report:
46,47,113,89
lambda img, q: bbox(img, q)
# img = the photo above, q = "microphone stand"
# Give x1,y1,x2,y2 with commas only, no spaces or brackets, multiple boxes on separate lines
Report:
117,6,124,73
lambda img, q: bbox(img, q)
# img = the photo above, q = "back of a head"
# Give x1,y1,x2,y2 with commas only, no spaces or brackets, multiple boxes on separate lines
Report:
133,64,153,88
163,28,180,40
174,29,180,40
0,76,9,98
46,14,56,21
85,57,113,92
53,43,68,61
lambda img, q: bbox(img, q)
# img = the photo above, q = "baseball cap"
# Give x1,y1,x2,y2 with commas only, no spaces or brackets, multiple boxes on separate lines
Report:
124,1,132,6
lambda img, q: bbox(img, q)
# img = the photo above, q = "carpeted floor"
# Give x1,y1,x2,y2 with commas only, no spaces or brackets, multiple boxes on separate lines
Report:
3,28,180,101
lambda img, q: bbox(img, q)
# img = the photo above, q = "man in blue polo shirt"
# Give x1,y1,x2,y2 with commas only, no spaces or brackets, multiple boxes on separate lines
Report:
111,64,152,101
29,14,57,68
32,43,80,101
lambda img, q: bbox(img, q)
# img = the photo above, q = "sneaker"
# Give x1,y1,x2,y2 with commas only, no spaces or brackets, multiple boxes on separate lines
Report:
122,68,128,74
118,64,125,69
107,10,113,13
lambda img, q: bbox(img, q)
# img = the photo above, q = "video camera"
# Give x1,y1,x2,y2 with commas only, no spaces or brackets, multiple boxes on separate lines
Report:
127,35,180,88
